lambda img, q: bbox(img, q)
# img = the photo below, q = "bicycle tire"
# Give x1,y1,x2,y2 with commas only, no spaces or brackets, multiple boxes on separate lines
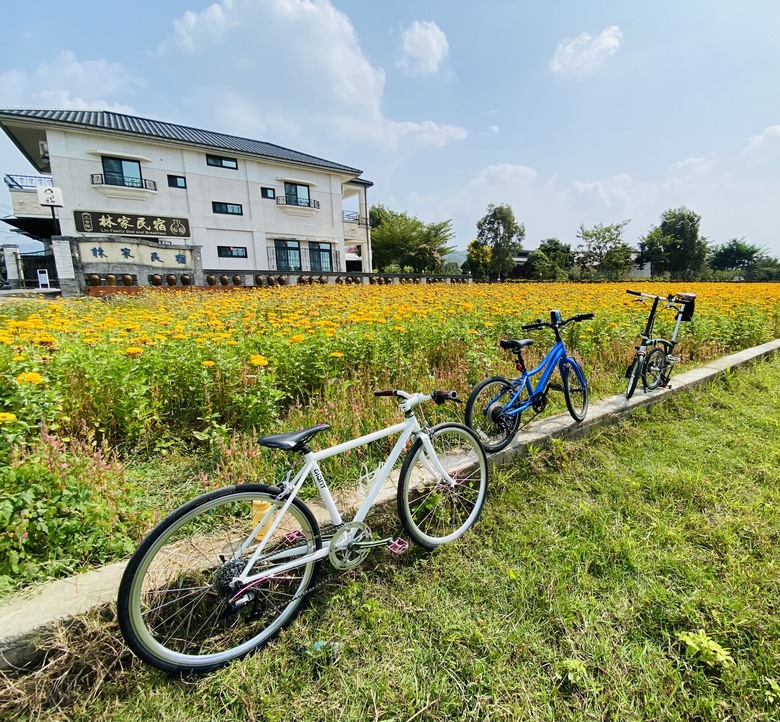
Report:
397,423,488,550
643,347,666,390
118,484,321,673
464,376,522,453
561,358,589,422
625,354,642,399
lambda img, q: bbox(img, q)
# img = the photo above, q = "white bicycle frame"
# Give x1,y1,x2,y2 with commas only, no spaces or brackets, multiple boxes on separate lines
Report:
233,392,455,588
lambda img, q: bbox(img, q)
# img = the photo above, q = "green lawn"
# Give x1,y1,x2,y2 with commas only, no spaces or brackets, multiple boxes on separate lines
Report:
4,356,780,721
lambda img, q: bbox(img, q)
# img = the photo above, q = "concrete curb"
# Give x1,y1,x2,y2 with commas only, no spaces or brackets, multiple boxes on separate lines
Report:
2,338,779,670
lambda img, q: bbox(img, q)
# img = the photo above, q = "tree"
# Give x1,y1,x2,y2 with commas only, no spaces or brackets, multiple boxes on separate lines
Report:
526,238,575,280
462,240,492,281
637,207,709,280
709,238,764,273
475,204,525,280
369,205,455,273
576,220,635,280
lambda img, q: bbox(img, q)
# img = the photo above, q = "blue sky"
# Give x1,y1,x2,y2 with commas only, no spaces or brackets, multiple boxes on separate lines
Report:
1,0,779,256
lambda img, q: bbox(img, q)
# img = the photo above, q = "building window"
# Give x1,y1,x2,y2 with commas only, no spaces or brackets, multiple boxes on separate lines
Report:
167,175,187,188
261,187,275,199
217,246,248,258
212,202,243,215
101,156,143,188
283,182,311,207
275,240,301,272
309,242,332,273
206,154,238,169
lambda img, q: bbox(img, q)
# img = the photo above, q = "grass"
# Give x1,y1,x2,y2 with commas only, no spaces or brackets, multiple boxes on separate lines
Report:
3,355,780,721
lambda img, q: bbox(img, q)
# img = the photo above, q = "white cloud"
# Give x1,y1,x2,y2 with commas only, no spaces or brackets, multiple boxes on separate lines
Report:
396,20,449,75
550,26,622,77
741,125,780,159
470,163,536,188
572,173,634,207
156,0,465,161
0,50,143,110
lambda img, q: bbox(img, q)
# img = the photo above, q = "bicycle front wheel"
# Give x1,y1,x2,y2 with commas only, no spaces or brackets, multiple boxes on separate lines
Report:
561,358,589,422
643,347,666,390
397,423,489,550
464,376,521,453
118,484,321,673
625,354,642,399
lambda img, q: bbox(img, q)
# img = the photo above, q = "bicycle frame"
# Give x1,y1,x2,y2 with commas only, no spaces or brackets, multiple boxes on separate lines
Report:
234,407,452,586
501,340,570,418
631,292,687,357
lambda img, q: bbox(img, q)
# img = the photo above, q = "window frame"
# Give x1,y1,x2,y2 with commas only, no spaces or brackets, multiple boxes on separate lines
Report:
308,241,333,273
101,156,143,188
261,187,276,199
217,246,248,258
274,239,302,272
212,201,243,215
206,154,239,170
283,182,311,207
167,174,187,189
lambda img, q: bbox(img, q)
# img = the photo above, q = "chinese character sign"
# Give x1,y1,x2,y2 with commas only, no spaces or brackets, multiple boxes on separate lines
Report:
78,240,192,267
75,211,190,238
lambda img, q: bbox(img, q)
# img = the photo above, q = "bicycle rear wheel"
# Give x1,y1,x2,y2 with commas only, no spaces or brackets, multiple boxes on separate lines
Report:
397,423,488,550
561,358,589,422
464,376,521,453
643,347,666,390
118,484,320,673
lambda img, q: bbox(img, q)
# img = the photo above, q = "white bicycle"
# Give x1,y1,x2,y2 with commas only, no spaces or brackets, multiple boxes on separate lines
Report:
117,389,489,673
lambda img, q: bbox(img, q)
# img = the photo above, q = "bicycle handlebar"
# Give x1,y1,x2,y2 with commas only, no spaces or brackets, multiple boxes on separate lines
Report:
626,289,674,302
521,312,594,331
373,389,461,405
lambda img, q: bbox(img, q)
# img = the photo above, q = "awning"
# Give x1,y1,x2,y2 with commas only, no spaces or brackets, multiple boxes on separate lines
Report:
1,216,60,240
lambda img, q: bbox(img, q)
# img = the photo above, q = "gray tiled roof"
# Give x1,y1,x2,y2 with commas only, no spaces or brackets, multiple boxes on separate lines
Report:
0,108,364,176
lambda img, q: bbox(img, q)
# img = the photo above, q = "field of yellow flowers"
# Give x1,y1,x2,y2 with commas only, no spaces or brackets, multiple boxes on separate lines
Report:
2,282,780,450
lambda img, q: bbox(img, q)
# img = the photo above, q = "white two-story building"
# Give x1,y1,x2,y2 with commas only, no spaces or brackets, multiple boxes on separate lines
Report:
0,108,372,289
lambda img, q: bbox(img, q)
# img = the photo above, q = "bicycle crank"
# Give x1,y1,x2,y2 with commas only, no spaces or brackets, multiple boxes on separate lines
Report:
328,521,390,570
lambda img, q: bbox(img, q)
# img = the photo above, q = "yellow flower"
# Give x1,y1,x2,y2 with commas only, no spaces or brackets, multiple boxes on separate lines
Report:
15,372,44,385
202,360,216,367
288,334,305,344
125,347,144,357
329,351,344,358
250,354,269,367
0,412,17,423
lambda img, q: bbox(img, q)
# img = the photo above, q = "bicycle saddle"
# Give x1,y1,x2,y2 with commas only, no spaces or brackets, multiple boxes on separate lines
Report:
500,339,534,352
258,424,331,451
675,293,697,301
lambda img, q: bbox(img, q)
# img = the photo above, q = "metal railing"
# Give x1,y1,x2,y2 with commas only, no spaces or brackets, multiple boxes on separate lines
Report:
91,174,157,191
4,174,53,189
342,211,369,226
266,246,341,272
276,194,320,209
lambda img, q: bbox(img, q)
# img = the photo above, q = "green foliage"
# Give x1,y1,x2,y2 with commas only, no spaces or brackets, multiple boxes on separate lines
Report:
638,207,710,280
476,203,525,280
462,239,492,280
526,238,576,280
678,629,735,670
369,204,455,273
0,433,148,593
576,220,635,280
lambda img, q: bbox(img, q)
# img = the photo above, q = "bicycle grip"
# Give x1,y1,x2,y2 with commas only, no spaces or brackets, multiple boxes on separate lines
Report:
626,290,642,296
575,313,595,321
432,390,460,405
373,389,397,397
521,319,543,330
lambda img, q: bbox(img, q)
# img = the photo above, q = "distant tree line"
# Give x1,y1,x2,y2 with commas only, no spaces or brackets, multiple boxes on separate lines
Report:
369,201,780,281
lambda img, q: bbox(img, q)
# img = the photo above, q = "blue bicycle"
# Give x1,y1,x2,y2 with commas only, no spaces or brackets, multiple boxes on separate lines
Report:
465,310,594,453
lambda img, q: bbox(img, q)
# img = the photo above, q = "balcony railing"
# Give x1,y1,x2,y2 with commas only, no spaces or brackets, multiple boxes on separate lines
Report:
91,174,157,191
4,174,53,189
276,194,320,209
342,211,369,226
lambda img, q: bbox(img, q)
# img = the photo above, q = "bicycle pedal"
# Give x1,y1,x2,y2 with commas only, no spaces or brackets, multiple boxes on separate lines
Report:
387,538,409,555
284,530,306,544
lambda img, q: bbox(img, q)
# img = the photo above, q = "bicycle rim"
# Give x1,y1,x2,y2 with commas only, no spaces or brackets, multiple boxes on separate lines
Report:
118,485,320,673
643,347,666,390
465,377,521,453
397,423,488,550
625,357,640,399
562,359,588,422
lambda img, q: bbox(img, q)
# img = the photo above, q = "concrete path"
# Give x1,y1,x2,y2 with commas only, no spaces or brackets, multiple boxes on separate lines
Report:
2,338,779,670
